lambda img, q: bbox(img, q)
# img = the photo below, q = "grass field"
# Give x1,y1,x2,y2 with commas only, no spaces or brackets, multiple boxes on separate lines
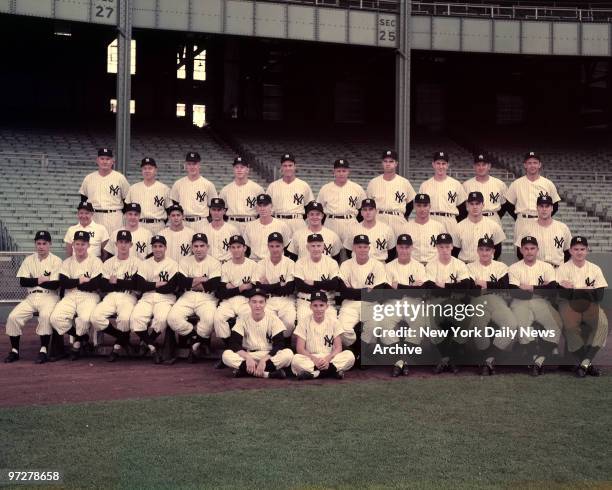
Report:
1,374,611,489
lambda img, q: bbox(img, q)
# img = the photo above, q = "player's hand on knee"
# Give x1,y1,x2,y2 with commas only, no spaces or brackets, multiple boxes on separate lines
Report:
246,357,257,374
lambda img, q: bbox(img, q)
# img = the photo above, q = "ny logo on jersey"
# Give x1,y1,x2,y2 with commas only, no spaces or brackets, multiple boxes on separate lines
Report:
136,242,146,254
538,191,549,198
180,244,191,256
222,238,230,251
585,277,595,287
537,275,545,286
449,273,458,284
109,184,120,196
408,274,415,285
489,274,497,282
447,191,457,204
89,231,95,238
196,191,207,203
323,244,333,255
293,193,305,205
554,236,564,249
483,233,493,241
279,274,285,283
83,272,91,278
323,335,334,348
153,195,165,208
365,272,375,286
430,235,436,247
320,273,331,281
266,333,273,344
43,270,51,277
489,192,500,204
242,276,251,284
395,191,406,203
246,196,257,208
375,238,387,251
123,271,132,280
159,271,170,281
348,196,358,208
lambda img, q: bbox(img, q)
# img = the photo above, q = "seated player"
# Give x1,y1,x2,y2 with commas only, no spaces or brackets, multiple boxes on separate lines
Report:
292,291,355,380
221,288,294,379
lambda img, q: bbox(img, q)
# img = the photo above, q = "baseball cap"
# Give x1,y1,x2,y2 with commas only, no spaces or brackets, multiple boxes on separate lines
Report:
233,156,248,166
433,151,448,162
192,233,208,244
334,158,350,168
305,201,324,214
307,233,324,243
310,291,328,303
474,153,489,164
116,230,132,242
521,236,538,247
141,157,156,167
166,204,184,215
185,151,201,162
360,198,376,209
256,194,272,206
353,234,370,245
151,235,167,246
210,198,226,209
467,191,484,203
268,232,284,243
381,150,398,160
280,153,295,163
123,202,141,214
248,287,268,300
98,148,113,157
414,193,430,204
34,230,51,242
229,235,246,246
73,230,90,242
570,236,588,247
77,201,94,212
435,233,453,245
477,237,495,248
524,151,540,161
536,195,553,206
397,234,413,246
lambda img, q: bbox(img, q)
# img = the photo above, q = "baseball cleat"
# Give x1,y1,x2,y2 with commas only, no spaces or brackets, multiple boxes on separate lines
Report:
69,348,80,361
268,369,287,379
35,352,48,364
335,370,345,380
213,360,226,369
391,361,404,377
4,352,19,363
529,364,542,377
153,351,163,365
433,360,448,374
297,372,314,381
232,368,246,378
587,365,602,377
107,350,119,363
401,363,410,376
187,348,197,364
576,365,587,378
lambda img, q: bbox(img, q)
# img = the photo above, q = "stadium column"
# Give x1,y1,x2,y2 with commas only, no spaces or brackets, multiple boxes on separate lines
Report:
395,0,411,178
116,0,133,175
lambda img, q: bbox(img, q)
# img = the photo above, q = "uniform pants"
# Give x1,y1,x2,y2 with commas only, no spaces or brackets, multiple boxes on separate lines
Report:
167,292,217,338
510,297,562,345
291,351,355,375
470,294,518,351
6,292,59,337
297,298,337,326
130,293,176,334
51,291,100,336
91,292,138,333
222,348,294,370
139,221,166,235
266,297,297,337
93,211,123,236
427,295,471,345
378,213,409,237
337,300,377,346
325,217,358,245
559,301,608,352
214,296,251,339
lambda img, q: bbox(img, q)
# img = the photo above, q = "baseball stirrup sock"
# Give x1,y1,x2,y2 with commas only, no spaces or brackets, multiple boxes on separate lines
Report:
265,359,276,373
9,335,20,351
39,334,50,348
66,326,77,337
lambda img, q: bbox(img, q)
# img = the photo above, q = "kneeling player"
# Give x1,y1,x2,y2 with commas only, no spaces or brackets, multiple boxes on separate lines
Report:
292,291,355,380
221,289,294,378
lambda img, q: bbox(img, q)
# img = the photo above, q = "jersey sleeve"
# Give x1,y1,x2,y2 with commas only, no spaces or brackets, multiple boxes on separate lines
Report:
207,181,218,204
125,185,134,204
293,321,306,340
405,179,416,202
543,263,556,283
233,317,246,337
330,231,343,256
593,265,608,288
493,221,506,244
339,261,352,287
366,179,374,198
63,226,73,245
356,185,367,207
332,318,344,339
209,258,222,279
456,181,468,204
425,262,437,283
563,224,572,251
373,261,388,286
91,257,103,277
386,224,397,249
555,264,571,285
285,259,295,281
16,256,31,278
254,261,266,282
549,182,561,203
100,259,113,279
104,237,117,256
508,264,521,286
170,181,180,204
280,220,293,244
78,174,88,198
505,181,517,205
293,260,305,280
305,183,314,204
59,259,70,277
100,225,110,243
270,315,286,337
120,174,130,198
385,262,398,284
457,261,472,281
316,186,327,207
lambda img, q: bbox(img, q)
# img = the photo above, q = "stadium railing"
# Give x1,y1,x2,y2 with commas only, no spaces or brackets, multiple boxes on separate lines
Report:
256,0,400,13
0,252,28,303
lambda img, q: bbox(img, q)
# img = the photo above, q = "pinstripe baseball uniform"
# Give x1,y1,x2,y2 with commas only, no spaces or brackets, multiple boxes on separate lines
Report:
6,253,62,338
167,254,221,338
462,176,507,224
317,179,366,243
255,256,296,336
159,226,196,263
288,225,342,258
266,178,314,232
219,179,264,234
198,220,240,263
64,222,109,258
418,176,467,238
105,226,152,260
343,221,396,262
243,218,292,261
170,175,217,220
366,174,416,235
294,254,340,323
79,170,130,234
398,219,446,264
455,217,506,263
125,180,170,234
425,256,472,284
291,315,355,375
514,219,571,267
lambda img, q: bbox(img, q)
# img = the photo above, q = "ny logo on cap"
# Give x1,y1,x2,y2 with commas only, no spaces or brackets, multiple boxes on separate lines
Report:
284,154,290,159
232,235,240,241
526,236,533,241
120,231,128,237
577,237,583,242
478,154,484,159
529,152,535,156
386,151,392,156
272,233,280,239
339,159,344,164
236,157,242,163
196,234,204,240
360,235,366,240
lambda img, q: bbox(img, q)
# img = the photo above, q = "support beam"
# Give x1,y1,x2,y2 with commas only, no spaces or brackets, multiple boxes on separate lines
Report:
115,0,132,175
395,0,411,177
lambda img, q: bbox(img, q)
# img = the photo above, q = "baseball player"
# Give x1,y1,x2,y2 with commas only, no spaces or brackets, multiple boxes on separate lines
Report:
198,198,239,263
343,199,396,262
338,234,388,348
213,235,259,343
125,157,170,234
316,158,366,244
130,234,180,364
418,151,467,240
462,153,508,225
287,201,342,261
294,233,341,324
467,238,518,376
556,236,608,377
292,291,355,380
221,288,294,379
166,233,221,362
243,193,291,261
514,195,571,267
170,151,218,229
266,153,314,233
508,236,562,376
255,233,296,339
366,149,416,235
219,156,264,234
64,201,109,259
399,193,446,265
105,203,152,261
159,204,196,263
455,191,506,263
384,234,428,377
425,233,473,374
78,147,130,235
504,151,561,241
50,231,103,360
90,230,142,362
4,231,62,364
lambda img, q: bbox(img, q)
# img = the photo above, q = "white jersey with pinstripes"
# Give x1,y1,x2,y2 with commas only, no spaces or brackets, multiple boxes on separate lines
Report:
266,178,314,214
343,221,396,261
467,260,509,283
385,259,427,286
234,312,286,352
294,315,343,355
462,176,508,214
418,176,467,215
425,257,471,284
398,219,446,264
105,226,152,261
294,255,340,285
556,260,608,289
505,176,560,216
78,170,130,210
100,255,141,286
159,226,196,263
243,218,292,261
317,180,366,216
514,219,571,267
455,217,506,262
255,256,295,286
340,258,387,289
59,255,103,282
508,259,556,287
140,256,179,299
288,226,342,258
63,222,110,258
198,221,240,263
219,180,264,218
178,255,221,302
125,181,170,221
366,174,416,212
221,258,259,287
16,253,63,294
170,176,217,217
